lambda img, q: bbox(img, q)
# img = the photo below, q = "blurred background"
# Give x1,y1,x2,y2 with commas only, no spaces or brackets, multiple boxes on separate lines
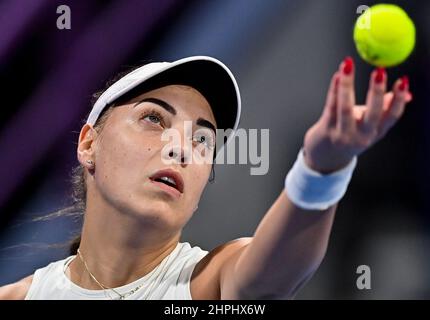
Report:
0,0,429,299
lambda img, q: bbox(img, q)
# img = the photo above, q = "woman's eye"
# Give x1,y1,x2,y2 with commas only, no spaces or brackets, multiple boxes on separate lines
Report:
147,115,160,123
142,112,163,125
194,134,214,149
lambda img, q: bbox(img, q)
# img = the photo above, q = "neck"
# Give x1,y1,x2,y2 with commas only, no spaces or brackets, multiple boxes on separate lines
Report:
67,193,181,290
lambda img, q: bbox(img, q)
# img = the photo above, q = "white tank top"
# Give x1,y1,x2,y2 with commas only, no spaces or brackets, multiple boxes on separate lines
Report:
25,242,208,300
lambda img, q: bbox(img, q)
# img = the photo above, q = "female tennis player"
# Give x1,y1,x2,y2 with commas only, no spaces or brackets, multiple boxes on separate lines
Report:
0,56,411,299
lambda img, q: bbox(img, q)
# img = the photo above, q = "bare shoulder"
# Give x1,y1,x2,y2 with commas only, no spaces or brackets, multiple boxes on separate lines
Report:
190,237,252,300
0,275,34,300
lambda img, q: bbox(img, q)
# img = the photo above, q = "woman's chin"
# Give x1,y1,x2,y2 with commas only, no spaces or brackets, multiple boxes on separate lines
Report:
126,200,183,229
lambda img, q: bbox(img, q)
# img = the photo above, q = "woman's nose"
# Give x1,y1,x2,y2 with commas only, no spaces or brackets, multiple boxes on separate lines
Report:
161,125,193,166
167,146,190,166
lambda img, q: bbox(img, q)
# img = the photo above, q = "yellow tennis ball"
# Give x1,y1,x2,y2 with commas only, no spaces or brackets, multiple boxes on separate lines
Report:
353,4,416,67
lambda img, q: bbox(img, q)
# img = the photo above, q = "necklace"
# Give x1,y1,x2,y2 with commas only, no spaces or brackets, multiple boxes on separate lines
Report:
76,248,147,300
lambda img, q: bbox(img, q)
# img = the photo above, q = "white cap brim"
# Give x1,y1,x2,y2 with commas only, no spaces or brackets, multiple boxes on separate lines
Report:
87,56,241,156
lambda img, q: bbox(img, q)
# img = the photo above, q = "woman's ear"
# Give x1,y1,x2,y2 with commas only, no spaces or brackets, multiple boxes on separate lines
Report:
77,124,98,169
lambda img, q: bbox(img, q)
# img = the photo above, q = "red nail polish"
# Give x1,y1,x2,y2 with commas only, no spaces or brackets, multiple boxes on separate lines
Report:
399,76,409,91
375,67,385,83
343,56,354,75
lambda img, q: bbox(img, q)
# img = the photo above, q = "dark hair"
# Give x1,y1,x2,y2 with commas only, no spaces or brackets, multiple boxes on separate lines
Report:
67,65,216,255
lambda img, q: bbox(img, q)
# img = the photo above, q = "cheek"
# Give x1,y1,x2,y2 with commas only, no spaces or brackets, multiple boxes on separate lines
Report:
94,130,161,187
186,165,211,200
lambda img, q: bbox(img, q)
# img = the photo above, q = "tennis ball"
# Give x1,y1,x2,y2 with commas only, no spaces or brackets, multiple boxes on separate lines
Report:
353,4,415,67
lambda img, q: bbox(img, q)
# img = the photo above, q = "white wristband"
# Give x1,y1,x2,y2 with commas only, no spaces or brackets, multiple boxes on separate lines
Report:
284,148,357,210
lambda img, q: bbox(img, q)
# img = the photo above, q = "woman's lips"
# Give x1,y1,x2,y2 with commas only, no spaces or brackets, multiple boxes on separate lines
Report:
149,169,184,193
149,179,182,199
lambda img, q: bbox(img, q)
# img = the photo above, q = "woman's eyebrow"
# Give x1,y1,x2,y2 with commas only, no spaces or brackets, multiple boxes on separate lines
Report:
134,97,216,133
196,118,216,134
133,97,176,115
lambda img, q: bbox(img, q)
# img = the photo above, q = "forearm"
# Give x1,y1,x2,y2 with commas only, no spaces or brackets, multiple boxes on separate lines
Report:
224,57,411,299
232,191,337,298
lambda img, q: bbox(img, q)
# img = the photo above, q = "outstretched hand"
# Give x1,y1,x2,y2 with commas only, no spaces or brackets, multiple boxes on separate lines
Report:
303,57,413,173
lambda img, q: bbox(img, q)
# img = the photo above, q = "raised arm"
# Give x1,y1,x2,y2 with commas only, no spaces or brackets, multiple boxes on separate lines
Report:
220,57,412,299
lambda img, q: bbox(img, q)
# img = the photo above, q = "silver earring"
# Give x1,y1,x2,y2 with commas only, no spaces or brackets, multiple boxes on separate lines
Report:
86,160,94,167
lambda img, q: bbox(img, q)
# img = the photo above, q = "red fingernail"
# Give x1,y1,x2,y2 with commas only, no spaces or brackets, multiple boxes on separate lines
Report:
399,76,409,91
375,67,385,84
343,56,354,75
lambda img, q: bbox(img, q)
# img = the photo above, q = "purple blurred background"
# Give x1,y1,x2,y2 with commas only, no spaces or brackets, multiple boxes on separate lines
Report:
0,0,429,299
